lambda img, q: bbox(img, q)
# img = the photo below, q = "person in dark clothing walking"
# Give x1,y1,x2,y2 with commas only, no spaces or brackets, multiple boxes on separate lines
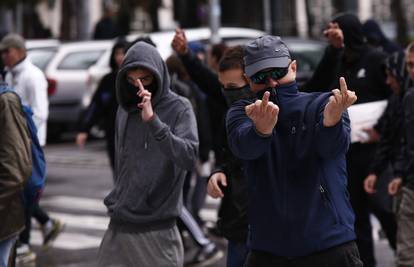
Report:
76,40,128,171
362,19,401,54
172,28,228,166
380,42,414,267
172,31,252,266
93,1,119,40
364,50,411,196
226,35,361,267
207,46,255,267
304,13,396,267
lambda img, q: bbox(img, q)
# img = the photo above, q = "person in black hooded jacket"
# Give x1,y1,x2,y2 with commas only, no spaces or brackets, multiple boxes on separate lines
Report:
304,13,395,267
379,42,414,267
362,19,401,54
172,30,253,267
364,51,412,195
76,39,129,171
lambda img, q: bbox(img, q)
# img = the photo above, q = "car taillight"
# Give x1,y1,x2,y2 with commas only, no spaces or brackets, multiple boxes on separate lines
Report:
47,78,57,96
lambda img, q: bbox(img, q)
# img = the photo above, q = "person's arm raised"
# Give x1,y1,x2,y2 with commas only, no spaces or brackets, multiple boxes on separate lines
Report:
226,91,279,160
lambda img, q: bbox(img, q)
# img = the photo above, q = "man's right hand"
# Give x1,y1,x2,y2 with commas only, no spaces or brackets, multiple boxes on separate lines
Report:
323,22,344,49
364,174,377,194
207,172,227,198
171,28,188,55
245,91,279,136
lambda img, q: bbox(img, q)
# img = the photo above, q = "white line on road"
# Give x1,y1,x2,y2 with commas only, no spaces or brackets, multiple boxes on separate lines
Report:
47,211,109,231
41,196,107,213
31,230,103,250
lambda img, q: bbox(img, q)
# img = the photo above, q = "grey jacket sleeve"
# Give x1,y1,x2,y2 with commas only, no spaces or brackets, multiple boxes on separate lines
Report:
147,102,199,171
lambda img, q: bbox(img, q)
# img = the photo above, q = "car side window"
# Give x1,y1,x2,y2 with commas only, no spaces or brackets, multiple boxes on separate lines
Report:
57,50,104,70
27,49,57,71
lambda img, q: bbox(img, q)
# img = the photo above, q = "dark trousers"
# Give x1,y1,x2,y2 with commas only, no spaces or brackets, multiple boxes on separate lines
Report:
20,202,50,244
245,241,363,267
347,143,397,267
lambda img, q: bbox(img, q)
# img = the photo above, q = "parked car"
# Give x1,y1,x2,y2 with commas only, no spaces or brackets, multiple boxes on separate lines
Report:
89,28,325,96
43,40,113,137
51,28,325,138
283,37,326,86
26,39,60,97
87,27,267,97
27,39,60,71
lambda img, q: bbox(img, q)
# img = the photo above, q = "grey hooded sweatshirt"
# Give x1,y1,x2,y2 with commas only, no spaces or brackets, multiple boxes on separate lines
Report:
103,42,198,229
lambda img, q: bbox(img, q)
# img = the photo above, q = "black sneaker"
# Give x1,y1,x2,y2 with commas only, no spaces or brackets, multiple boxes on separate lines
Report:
187,243,223,267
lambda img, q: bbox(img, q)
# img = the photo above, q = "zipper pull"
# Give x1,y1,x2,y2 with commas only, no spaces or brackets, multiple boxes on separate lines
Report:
144,141,148,150
291,126,296,134
319,185,325,193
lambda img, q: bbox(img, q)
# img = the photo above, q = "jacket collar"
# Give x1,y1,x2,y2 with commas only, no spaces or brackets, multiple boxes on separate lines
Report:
6,57,29,76
256,81,298,102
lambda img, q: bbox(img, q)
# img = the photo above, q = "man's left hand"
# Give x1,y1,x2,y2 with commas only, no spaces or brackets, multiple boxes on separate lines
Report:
323,77,357,127
136,79,154,122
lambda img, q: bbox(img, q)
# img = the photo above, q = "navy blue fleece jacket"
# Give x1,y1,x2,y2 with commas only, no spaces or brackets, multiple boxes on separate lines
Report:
226,82,356,257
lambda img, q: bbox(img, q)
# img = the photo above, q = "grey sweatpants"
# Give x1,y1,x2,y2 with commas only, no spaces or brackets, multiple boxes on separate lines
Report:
97,224,183,267
396,187,414,267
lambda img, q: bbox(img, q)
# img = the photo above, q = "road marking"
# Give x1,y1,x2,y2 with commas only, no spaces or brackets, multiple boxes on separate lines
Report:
46,211,109,231
31,230,103,250
41,196,107,213
200,208,217,222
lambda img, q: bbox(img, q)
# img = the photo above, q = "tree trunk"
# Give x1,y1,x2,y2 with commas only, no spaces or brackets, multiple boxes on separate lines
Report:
305,0,314,38
60,0,75,40
75,0,89,40
391,0,408,46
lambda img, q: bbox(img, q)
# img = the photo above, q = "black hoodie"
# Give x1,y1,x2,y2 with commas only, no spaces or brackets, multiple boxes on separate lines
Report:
305,13,391,104
369,51,412,178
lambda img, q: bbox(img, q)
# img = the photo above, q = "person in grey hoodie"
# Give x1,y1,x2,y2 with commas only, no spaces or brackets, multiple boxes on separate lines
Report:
97,41,199,267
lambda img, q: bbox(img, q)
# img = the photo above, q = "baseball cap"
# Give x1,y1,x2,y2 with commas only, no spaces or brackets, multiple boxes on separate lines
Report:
244,35,291,77
0,33,26,51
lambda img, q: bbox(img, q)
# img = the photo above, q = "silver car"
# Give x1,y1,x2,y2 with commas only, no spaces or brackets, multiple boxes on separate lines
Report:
43,40,113,137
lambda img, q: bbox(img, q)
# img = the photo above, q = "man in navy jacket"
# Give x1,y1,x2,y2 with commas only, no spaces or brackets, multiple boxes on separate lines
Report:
226,35,362,266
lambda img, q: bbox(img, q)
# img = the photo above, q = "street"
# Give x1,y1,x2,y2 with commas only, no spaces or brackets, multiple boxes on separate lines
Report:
23,139,395,267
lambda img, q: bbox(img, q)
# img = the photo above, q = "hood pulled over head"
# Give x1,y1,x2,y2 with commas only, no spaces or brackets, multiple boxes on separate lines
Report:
116,41,170,112
332,13,366,53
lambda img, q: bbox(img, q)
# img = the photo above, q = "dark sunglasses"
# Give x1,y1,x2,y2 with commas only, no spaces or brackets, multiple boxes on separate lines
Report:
251,66,289,84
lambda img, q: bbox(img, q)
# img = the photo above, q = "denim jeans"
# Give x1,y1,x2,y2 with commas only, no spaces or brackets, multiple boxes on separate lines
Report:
0,236,17,267
227,241,248,267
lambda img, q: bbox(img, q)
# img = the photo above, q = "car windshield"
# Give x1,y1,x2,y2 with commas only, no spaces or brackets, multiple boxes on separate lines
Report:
57,50,104,70
287,43,325,73
27,49,57,71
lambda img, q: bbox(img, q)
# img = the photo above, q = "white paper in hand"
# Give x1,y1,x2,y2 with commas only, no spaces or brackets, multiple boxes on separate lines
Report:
347,100,388,143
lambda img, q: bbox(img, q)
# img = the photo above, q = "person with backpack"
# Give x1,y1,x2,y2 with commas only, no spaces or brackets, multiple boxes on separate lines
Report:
0,33,64,263
0,82,32,267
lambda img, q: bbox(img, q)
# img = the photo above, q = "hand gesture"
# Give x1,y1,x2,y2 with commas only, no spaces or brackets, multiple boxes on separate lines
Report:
76,132,88,149
388,177,402,196
364,174,377,194
245,91,279,135
207,172,227,198
171,28,189,55
323,77,357,127
323,22,344,49
361,127,381,144
136,79,154,122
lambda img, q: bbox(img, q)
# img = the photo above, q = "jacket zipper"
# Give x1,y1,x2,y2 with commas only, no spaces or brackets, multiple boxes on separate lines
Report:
319,184,338,224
